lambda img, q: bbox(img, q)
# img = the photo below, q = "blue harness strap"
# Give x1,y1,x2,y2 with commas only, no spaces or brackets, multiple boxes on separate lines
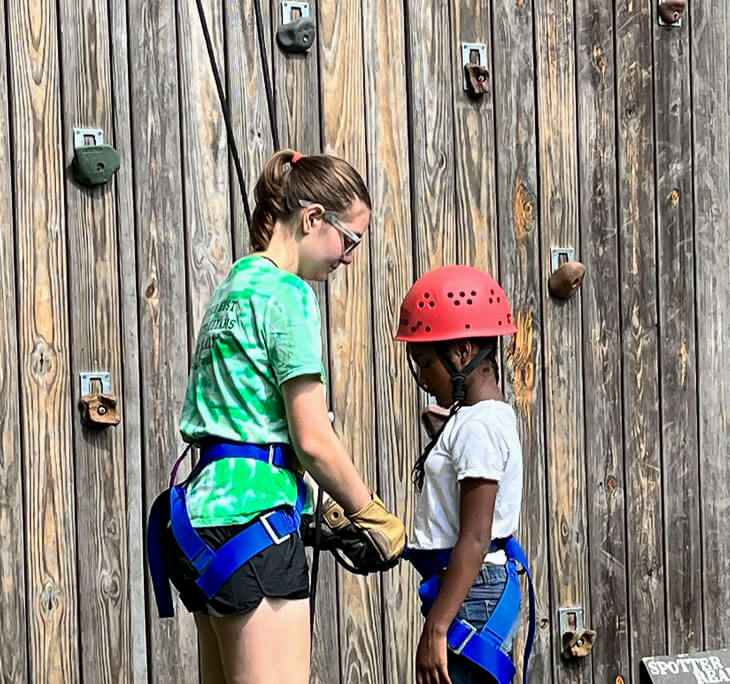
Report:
404,536,535,684
147,441,305,618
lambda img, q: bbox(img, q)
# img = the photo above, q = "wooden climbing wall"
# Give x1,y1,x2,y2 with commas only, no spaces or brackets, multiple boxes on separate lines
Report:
0,0,728,682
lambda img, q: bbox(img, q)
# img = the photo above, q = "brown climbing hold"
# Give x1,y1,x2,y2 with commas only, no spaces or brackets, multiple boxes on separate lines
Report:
78,393,121,428
464,63,489,97
562,628,597,660
658,0,686,25
548,261,586,300
421,404,450,438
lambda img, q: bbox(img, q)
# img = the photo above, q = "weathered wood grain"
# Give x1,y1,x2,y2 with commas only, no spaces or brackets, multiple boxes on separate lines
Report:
108,0,148,678
226,0,275,258
127,0,198,679
652,2,702,656
405,0,457,274
0,2,28,679
272,0,319,153
178,0,232,337
108,0,148,677
362,0,420,681
533,0,590,681
58,0,131,680
615,0,666,677
575,1,630,681
492,0,552,679
691,0,730,650
7,0,80,679
450,0,498,274
318,2,383,681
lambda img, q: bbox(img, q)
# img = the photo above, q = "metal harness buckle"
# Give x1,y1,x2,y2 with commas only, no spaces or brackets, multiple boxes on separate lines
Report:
260,511,291,545
452,622,478,655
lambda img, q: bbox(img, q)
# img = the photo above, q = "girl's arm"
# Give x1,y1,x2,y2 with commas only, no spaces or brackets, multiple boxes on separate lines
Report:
416,477,498,683
282,374,372,514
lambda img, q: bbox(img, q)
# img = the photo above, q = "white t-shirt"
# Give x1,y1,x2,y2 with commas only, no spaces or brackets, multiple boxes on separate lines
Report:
409,400,523,564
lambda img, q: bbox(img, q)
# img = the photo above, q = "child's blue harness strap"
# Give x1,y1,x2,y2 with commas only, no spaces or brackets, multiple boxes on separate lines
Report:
147,441,305,618
404,536,536,684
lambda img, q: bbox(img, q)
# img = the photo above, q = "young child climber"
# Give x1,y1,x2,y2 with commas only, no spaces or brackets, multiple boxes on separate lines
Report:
395,265,535,684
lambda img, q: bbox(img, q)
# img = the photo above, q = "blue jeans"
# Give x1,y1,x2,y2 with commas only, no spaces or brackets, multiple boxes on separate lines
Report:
447,563,520,683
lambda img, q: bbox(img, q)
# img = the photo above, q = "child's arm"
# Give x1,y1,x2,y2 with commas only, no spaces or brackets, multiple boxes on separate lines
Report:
416,478,498,682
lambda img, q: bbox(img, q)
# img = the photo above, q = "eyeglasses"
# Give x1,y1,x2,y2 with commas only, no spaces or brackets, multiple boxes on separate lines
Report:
298,200,363,256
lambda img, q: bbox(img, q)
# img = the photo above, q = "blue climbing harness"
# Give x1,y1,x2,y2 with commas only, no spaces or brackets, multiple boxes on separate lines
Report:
147,440,307,618
404,537,536,684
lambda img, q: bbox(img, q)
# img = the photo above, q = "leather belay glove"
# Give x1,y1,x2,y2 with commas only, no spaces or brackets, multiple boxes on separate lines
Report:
300,494,406,575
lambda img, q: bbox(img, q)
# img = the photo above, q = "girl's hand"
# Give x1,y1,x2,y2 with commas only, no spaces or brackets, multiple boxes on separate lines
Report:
416,624,452,684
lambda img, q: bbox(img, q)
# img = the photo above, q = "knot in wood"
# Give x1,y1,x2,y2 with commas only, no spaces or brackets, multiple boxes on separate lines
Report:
101,571,121,600
40,580,60,614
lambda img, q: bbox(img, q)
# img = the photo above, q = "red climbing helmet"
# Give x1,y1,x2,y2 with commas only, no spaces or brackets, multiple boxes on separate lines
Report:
395,265,517,343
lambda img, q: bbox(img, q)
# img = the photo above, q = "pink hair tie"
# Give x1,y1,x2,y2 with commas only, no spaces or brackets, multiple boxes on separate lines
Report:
291,151,304,164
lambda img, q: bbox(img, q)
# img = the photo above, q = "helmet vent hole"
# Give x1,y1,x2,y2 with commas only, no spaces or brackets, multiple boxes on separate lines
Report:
459,291,465,297
418,301,424,308
467,299,473,305
491,289,495,295
448,292,454,298
498,320,503,326
455,300,461,306
425,326,431,332
424,292,430,299
497,297,501,303
489,298,494,303
429,301,435,308
471,290,477,296
411,326,417,332
465,324,471,329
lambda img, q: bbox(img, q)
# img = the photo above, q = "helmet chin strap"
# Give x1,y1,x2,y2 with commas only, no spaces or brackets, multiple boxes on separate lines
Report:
435,341,496,404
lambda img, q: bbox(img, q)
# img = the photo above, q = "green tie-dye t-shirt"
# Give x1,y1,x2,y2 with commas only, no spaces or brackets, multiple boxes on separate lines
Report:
179,255,323,527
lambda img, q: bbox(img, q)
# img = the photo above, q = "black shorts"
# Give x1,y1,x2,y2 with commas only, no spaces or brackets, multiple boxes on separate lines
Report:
164,511,310,617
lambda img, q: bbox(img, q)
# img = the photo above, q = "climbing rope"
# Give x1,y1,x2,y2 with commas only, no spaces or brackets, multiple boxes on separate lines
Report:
194,0,281,227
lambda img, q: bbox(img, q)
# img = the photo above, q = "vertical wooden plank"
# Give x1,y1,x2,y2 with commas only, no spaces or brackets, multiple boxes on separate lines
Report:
177,0,232,335
7,0,80,679
362,1,419,682
615,0,666,676
533,0,590,681
492,0,552,679
318,2,382,682
0,0,28,678
405,0,457,274
450,0,498,274
575,1,631,680
58,0,132,679
109,0,148,678
653,4,701,656
272,0,319,151
127,0,197,679
226,0,275,258
692,0,730,650
108,0,148,678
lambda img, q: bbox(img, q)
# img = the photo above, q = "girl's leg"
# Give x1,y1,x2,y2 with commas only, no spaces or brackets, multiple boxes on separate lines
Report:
209,597,310,684
195,613,227,683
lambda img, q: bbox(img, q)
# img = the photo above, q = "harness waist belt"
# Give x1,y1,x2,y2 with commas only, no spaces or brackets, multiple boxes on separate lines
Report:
403,536,536,684
147,441,306,618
